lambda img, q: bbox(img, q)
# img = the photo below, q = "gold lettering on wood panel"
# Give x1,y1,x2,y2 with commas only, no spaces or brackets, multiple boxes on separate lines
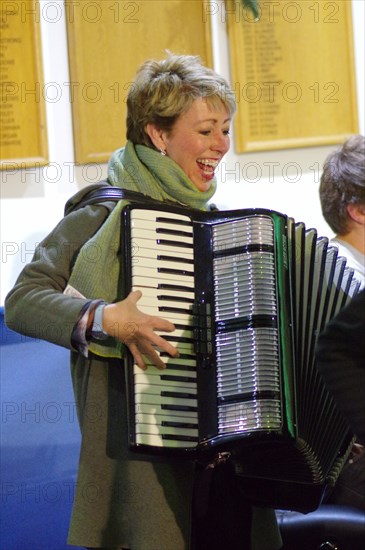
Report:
226,0,358,152
0,0,48,170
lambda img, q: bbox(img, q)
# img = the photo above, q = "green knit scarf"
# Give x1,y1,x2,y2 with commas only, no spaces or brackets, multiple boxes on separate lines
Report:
68,141,217,358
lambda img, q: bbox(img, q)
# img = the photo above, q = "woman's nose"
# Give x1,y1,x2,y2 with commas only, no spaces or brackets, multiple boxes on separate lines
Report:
211,132,229,153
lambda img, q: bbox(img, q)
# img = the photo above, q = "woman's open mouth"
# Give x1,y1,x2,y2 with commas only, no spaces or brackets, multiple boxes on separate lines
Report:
197,158,219,180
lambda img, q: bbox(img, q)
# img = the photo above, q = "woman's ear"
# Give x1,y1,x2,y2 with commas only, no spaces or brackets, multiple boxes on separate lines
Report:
145,123,167,153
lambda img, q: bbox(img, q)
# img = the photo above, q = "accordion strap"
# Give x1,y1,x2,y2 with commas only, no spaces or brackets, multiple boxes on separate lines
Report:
64,180,219,216
64,181,182,216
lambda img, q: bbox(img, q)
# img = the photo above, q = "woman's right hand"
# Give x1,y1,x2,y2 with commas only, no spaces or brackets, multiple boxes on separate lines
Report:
102,290,178,370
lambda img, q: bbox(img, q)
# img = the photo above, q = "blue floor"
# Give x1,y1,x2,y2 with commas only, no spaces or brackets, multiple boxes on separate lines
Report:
1,308,83,549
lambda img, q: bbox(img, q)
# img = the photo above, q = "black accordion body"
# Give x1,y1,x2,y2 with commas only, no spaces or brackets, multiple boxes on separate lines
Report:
120,203,361,511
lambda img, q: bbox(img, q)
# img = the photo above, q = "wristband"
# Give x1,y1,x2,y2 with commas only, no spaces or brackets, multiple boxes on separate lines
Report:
91,302,109,340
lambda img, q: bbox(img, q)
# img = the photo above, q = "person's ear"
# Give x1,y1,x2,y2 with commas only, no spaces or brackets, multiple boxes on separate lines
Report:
145,124,167,154
347,203,365,226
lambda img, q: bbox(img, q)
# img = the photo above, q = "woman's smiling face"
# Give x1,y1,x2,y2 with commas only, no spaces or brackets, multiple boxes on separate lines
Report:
147,97,231,191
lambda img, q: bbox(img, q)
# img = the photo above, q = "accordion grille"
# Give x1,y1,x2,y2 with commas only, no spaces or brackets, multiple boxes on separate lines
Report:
212,216,282,434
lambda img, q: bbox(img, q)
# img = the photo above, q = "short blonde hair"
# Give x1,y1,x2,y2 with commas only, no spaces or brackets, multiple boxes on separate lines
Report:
126,53,236,148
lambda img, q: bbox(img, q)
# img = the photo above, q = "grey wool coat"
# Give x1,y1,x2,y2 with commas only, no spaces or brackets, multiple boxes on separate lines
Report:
5,186,282,550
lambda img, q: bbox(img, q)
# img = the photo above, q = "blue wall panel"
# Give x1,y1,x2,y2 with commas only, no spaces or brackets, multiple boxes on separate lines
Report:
1,308,82,550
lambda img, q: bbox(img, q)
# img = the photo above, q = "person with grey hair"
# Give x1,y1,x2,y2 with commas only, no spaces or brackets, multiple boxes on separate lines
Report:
319,134,365,288
319,135,365,511
5,54,282,550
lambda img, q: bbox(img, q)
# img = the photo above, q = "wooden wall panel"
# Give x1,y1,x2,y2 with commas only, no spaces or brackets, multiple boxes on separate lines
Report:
0,0,48,169
66,0,212,164
226,0,358,152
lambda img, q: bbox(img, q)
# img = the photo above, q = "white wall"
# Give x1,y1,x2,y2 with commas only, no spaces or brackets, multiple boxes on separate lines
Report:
1,0,364,304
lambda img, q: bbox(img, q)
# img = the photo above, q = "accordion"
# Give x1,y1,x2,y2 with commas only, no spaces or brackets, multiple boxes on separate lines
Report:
120,203,361,511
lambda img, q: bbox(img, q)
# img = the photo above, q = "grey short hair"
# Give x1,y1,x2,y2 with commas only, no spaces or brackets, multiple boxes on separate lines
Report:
126,53,236,148
319,135,365,234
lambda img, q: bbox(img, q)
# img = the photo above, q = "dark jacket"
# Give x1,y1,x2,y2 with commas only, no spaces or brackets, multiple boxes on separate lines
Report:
316,289,365,445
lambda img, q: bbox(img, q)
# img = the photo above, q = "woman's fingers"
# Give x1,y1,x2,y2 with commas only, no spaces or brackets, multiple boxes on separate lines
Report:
128,342,148,370
153,317,176,334
148,331,179,358
104,292,181,369
128,289,143,304
129,341,167,371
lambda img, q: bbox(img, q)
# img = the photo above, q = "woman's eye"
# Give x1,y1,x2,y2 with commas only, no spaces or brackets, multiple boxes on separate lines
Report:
199,128,230,136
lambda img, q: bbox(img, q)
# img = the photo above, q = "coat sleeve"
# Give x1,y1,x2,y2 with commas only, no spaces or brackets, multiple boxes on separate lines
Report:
4,202,114,349
315,290,365,444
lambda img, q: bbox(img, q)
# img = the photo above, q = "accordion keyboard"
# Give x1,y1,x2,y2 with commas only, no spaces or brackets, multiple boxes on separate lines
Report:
129,209,199,448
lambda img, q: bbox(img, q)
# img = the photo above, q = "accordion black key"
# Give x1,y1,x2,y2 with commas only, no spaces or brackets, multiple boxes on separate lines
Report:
120,203,361,511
